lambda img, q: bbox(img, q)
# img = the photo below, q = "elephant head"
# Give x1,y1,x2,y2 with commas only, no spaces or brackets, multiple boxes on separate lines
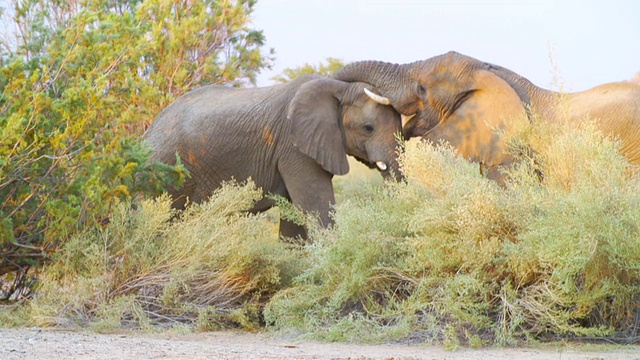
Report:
332,51,530,138
287,78,404,181
332,52,537,183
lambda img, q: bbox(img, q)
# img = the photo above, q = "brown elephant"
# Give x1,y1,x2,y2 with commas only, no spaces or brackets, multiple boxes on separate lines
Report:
333,51,640,183
144,75,404,240
630,72,640,86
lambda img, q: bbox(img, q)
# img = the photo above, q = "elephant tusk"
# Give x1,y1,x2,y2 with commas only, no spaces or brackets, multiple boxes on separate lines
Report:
375,161,388,171
401,113,416,128
364,88,391,105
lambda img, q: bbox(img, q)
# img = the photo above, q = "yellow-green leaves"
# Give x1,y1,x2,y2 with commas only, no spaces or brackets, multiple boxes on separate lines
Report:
0,0,271,294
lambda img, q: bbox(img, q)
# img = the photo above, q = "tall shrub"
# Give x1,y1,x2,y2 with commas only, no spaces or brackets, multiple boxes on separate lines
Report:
0,0,273,298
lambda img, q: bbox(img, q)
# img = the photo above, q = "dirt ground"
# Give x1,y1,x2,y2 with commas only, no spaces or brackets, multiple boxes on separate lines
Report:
1,327,639,360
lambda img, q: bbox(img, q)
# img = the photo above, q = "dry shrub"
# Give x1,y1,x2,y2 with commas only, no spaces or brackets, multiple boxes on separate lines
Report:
266,120,640,345
29,181,305,330
501,119,640,339
265,175,420,342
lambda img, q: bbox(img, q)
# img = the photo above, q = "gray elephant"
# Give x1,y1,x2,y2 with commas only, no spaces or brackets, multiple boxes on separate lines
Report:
333,51,640,183
144,75,404,240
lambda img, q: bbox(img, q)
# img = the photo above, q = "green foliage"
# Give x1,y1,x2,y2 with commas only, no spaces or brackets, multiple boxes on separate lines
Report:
0,0,273,295
28,182,306,330
270,57,345,84
265,121,640,345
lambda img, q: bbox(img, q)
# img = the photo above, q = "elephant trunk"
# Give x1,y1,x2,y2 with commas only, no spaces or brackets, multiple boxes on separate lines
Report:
383,158,404,182
333,61,403,86
332,61,417,116
384,161,404,182
364,143,404,182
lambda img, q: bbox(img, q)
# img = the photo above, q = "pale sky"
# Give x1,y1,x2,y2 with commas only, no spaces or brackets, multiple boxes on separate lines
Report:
252,0,639,91
1,0,637,91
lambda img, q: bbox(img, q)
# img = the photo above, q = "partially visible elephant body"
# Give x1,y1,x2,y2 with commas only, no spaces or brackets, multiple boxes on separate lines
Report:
563,82,640,162
630,72,640,86
333,52,640,183
145,75,403,239
428,77,640,181
148,84,305,211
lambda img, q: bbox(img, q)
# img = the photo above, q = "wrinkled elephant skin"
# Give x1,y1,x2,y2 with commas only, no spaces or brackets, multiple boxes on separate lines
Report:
144,75,403,240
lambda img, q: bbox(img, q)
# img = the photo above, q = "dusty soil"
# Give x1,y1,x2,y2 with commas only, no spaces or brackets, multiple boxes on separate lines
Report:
2,327,639,360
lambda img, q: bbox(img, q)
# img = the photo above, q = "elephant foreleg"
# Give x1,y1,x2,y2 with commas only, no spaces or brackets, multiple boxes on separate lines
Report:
248,193,309,241
278,156,336,241
279,219,308,242
481,162,509,186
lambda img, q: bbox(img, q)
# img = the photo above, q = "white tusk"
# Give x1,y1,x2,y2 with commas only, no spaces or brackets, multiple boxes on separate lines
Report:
364,88,391,105
401,113,416,127
375,161,388,171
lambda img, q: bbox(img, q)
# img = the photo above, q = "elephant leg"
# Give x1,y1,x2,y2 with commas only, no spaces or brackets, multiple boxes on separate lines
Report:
480,162,509,186
279,218,307,242
166,178,196,210
247,196,308,241
278,157,336,242
248,197,276,213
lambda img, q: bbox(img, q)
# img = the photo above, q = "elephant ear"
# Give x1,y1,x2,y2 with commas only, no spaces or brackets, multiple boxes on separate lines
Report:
287,78,350,175
425,69,528,168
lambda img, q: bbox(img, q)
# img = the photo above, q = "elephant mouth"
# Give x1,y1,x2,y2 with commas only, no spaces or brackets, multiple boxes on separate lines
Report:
352,155,383,172
403,112,443,138
353,156,397,177
355,157,403,182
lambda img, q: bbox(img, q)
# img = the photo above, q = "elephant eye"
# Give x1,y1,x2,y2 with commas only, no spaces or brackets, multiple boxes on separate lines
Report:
363,124,374,134
417,84,427,95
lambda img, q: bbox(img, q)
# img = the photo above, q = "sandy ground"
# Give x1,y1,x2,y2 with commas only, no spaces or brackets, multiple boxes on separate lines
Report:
1,327,639,360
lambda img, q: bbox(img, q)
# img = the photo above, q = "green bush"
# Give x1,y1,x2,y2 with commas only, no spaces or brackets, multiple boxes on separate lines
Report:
0,0,272,298
265,121,640,345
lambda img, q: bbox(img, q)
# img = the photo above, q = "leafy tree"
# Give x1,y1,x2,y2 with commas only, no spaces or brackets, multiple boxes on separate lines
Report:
271,57,345,83
0,0,273,299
